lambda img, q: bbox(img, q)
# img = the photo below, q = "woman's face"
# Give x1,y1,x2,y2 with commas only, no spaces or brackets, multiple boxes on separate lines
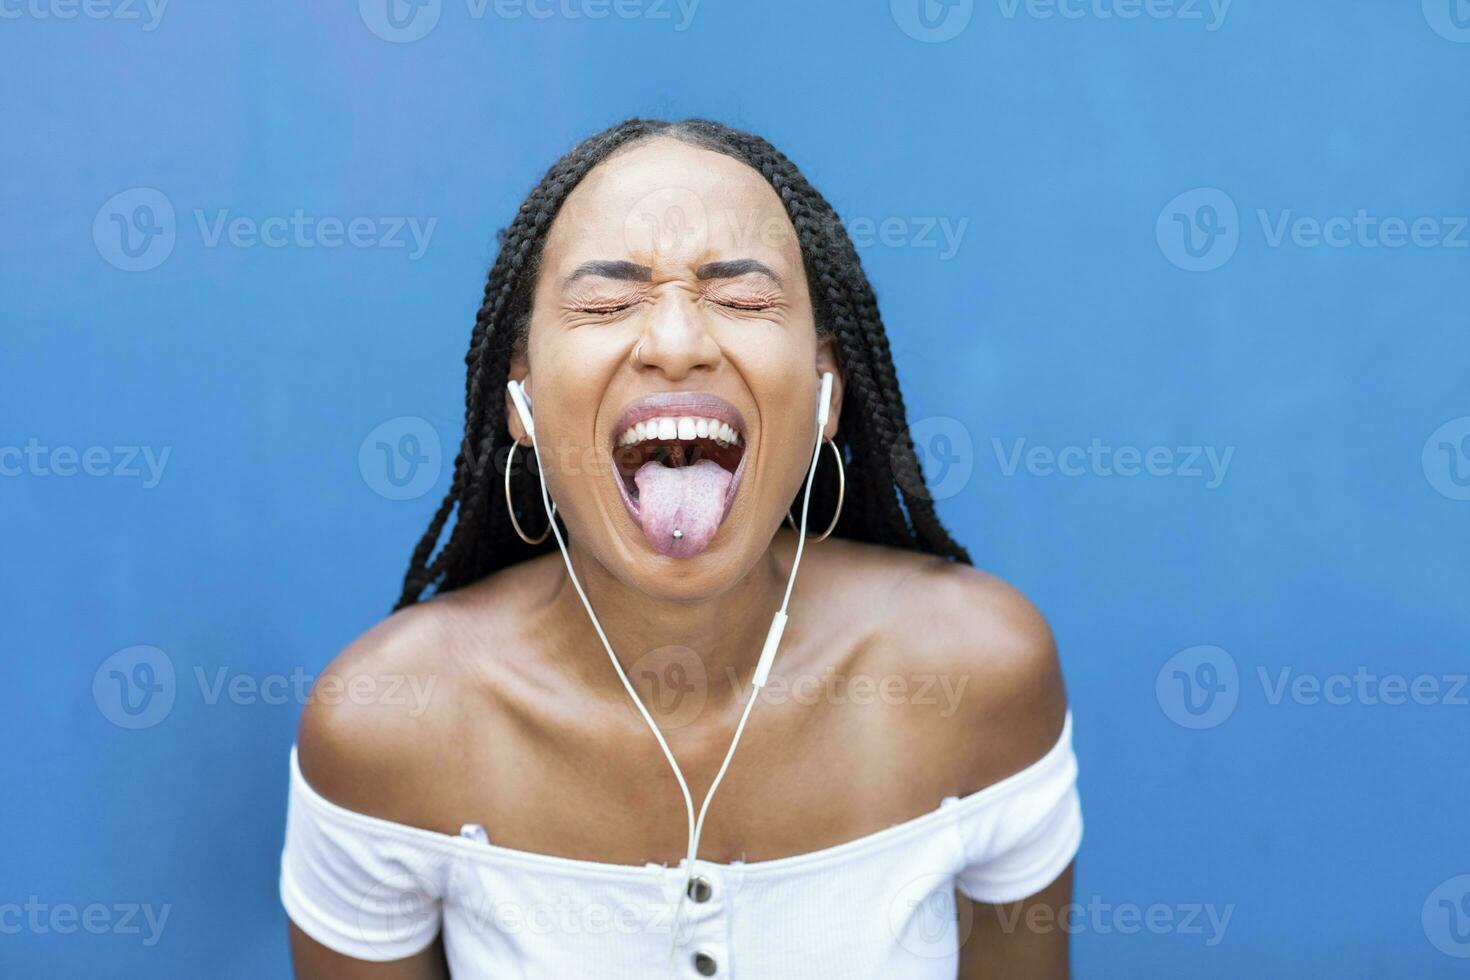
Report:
509,137,842,600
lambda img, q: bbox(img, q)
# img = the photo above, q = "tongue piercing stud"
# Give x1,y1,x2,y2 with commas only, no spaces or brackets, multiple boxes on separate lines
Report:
672,529,683,541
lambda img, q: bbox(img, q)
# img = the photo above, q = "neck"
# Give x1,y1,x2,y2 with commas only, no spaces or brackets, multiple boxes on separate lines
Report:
541,531,800,710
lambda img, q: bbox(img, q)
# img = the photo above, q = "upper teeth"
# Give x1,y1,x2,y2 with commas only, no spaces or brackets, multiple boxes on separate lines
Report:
617,416,742,448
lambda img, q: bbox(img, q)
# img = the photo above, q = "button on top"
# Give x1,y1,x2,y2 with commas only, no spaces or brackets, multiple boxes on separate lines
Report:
686,874,713,903
692,951,718,976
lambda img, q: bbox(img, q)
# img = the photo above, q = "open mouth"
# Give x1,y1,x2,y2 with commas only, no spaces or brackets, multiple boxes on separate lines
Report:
609,394,748,559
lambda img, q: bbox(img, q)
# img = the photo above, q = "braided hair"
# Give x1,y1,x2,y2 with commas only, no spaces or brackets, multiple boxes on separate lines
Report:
395,118,970,609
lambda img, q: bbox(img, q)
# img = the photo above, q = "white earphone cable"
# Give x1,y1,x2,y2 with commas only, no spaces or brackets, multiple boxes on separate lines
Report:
666,417,826,959
513,375,830,971
522,436,699,873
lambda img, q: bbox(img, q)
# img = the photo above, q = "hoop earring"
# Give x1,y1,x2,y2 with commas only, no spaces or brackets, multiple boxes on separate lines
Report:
785,436,845,542
505,441,554,545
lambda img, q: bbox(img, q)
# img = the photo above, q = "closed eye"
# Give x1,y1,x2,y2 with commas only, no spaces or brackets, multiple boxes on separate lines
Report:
575,301,639,315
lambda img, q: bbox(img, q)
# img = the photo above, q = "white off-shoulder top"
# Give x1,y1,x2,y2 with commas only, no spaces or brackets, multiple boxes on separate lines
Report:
280,712,1081,979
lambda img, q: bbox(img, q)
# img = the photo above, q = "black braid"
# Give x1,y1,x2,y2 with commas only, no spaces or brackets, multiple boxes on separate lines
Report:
395,118,969,609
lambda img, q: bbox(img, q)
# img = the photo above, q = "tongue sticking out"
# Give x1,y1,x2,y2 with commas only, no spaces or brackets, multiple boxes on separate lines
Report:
633,458,733,559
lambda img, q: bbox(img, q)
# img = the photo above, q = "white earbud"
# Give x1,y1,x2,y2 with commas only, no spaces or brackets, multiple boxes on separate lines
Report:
506,379,535,439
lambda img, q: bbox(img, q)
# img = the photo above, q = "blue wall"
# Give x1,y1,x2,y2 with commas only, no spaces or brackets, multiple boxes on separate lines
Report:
3,1,1468,976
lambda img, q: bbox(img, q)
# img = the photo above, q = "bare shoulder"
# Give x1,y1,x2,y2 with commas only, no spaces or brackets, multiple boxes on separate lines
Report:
821,539,1069,794
295,561,550,830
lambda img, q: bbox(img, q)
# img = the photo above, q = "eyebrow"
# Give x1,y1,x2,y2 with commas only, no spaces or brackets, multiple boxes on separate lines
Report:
563,260,653,287
696,259,783,286
562,258,784,289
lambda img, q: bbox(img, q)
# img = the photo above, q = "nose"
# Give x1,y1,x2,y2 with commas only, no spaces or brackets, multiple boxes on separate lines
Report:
632,290,721,381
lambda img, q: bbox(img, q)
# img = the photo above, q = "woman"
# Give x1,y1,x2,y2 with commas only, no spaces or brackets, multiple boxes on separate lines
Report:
280,118,1081,979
